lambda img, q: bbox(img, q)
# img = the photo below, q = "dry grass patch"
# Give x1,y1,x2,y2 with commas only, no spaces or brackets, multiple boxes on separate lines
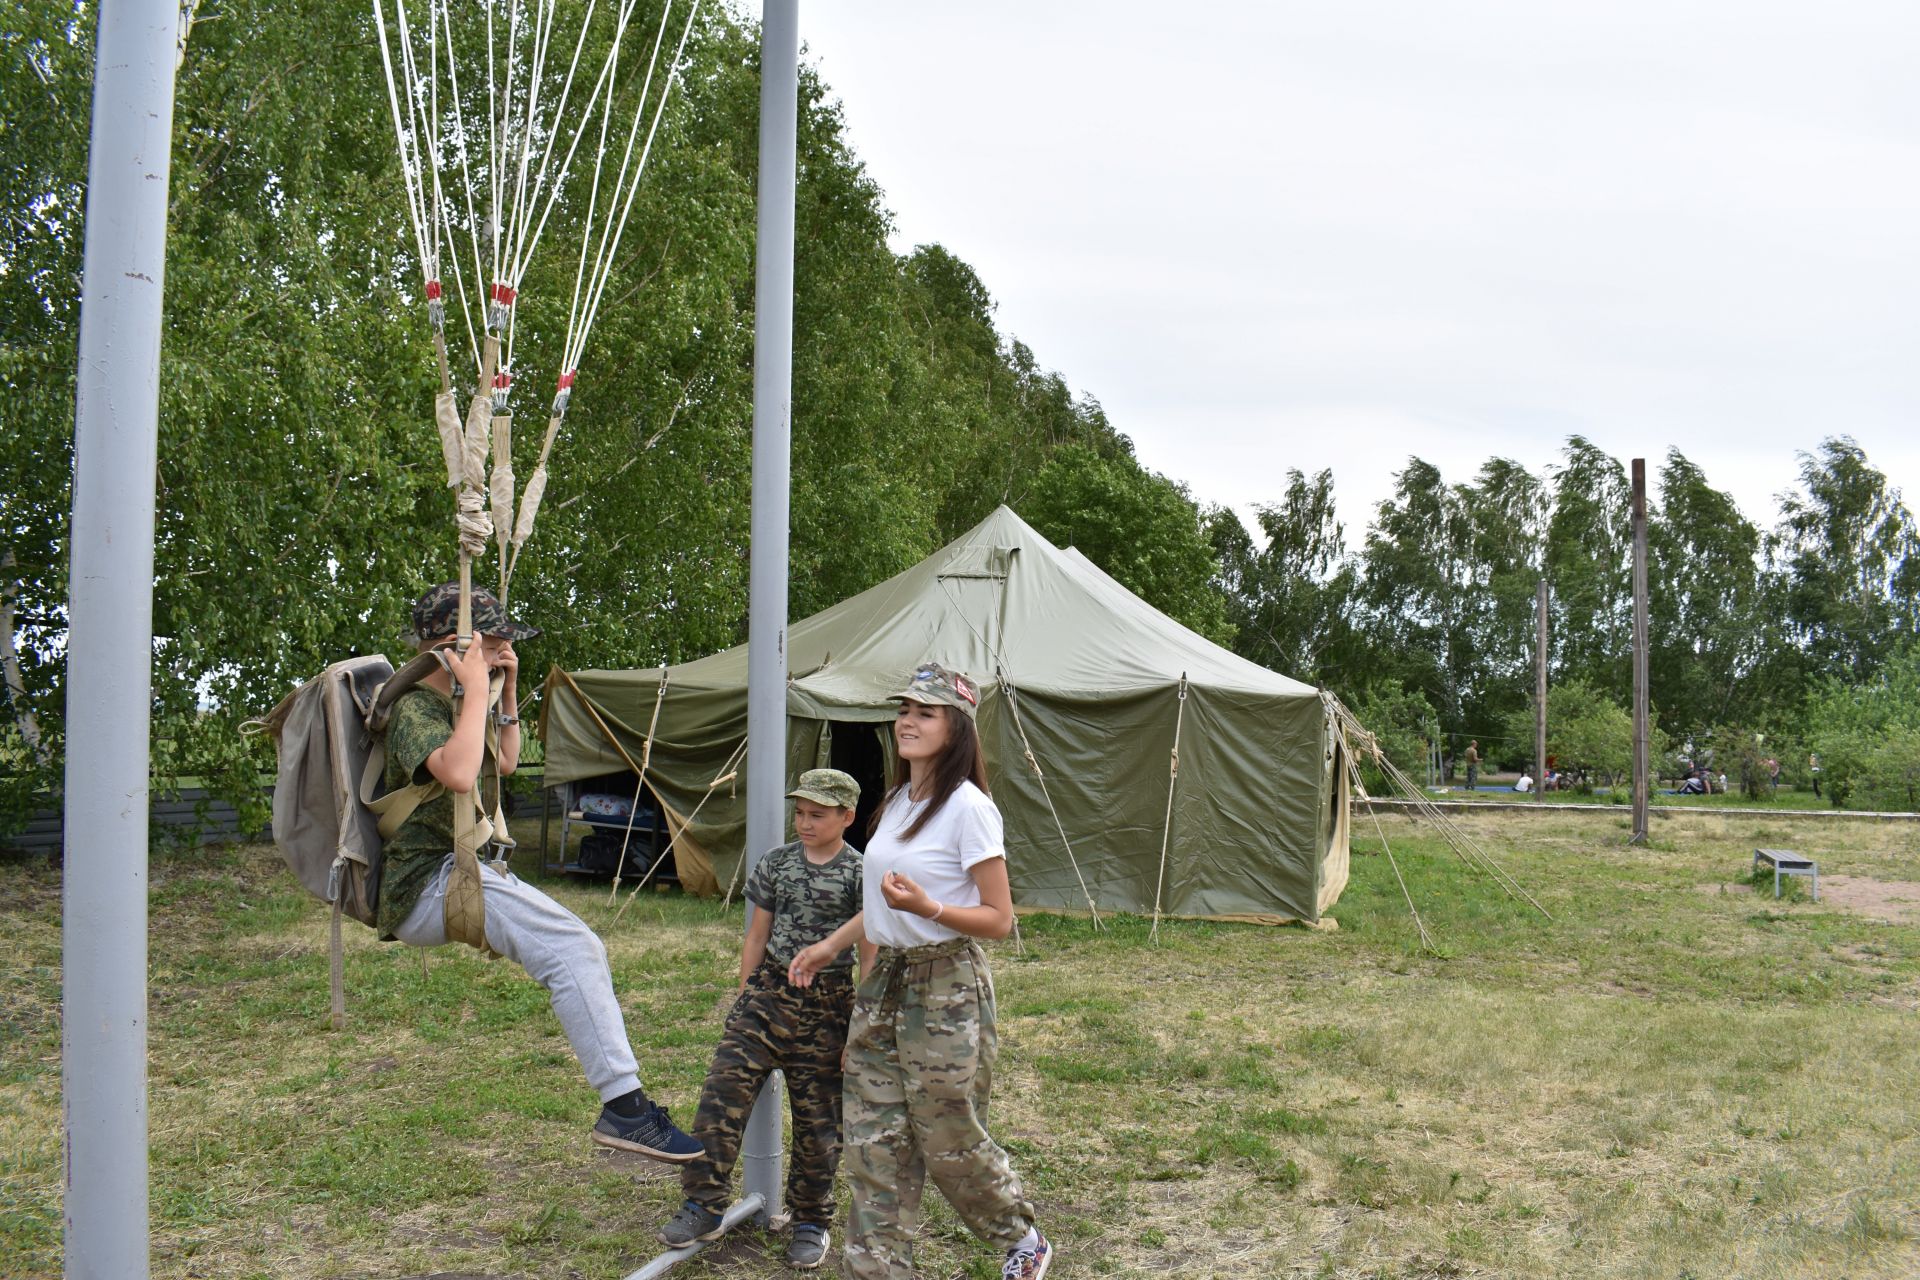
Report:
6,810,1920,1278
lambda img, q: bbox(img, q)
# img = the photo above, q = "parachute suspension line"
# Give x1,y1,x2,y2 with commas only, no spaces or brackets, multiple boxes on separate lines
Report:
607,666,670,900
506,0,694,591
1147,675,1189,944
570,1,698,376
564,0,674,376
389,0,453,391
373,0,434,317
434,0,488,382
513,0,625,292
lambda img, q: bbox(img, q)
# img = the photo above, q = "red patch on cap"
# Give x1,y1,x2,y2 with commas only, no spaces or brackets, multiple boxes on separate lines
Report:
954,675,976,706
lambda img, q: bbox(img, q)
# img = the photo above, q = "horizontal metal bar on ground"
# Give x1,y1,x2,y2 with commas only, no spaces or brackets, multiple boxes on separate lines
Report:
622,1192,767,1280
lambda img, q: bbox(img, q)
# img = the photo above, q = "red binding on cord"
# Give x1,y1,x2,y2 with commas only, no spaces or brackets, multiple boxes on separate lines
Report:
557,370,576,390
425,279,443,300
490,282,517,306
493,371,513,389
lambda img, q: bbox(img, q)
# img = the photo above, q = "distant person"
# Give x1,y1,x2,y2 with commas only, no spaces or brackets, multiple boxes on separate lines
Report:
1717,771,1728,794
1809,752,1821,798
1463,740,1481,791
1514,773,1533,793
1767,757,1781,794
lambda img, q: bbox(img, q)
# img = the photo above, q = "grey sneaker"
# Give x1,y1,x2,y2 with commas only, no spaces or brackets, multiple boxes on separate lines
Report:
1002,1232,1053,1280
786,1222,830,1269
593,1100,701,1162
657,1200,725,1247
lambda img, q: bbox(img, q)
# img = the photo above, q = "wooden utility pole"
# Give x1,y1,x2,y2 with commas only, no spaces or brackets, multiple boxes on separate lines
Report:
1535,579,1548,800
1630,458,1650,843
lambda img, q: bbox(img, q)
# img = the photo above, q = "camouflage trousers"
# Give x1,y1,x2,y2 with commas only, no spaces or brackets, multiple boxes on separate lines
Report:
841,937,1035,1280
682,955,855,1226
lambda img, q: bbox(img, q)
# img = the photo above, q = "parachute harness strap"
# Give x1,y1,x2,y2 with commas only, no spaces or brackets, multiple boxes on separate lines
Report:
1148,675,1189,944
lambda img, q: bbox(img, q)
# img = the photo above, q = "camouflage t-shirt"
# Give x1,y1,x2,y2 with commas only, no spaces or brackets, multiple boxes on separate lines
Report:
376,685,495,939
745,840,864,971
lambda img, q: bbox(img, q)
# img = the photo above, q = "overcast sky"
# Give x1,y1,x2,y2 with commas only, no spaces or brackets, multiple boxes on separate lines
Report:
795,1,1919,541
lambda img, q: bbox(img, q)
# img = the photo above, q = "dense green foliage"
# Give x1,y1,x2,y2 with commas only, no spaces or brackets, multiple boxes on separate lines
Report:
5,3,1917,832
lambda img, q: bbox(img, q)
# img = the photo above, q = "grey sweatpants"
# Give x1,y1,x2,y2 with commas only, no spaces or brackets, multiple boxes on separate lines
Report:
395,856,643,1102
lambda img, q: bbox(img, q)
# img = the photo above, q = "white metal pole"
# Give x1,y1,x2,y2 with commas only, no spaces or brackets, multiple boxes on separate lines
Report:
741,0,800,1226
64,2,179,1277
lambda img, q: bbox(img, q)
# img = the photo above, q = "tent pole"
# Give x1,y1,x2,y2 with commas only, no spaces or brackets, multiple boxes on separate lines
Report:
63,2,180,1276
741,0,800,1229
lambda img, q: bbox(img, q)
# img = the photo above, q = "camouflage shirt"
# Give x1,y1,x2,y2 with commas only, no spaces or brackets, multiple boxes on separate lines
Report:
376,685,496,938
745,840,864,971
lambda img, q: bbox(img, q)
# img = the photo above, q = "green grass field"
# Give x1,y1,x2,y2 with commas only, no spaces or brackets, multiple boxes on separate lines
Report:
5,808,1919,1279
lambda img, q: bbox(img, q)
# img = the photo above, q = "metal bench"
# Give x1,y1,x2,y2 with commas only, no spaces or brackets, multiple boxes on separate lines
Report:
1753,847,1818,901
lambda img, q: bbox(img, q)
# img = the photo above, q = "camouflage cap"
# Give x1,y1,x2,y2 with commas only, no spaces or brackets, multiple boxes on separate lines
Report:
787,768,861,810
889,661,979,718
411,582,541,644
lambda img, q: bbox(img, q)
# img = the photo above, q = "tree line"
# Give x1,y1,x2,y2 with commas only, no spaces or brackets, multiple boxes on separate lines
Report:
5,1,1917,834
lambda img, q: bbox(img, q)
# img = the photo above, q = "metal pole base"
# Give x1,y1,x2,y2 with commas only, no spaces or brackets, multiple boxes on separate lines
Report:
621,1192,766,1280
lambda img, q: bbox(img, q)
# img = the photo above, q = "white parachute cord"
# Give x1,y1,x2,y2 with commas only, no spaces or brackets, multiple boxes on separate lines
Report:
425,2,481,376
571,0,696,372
439,0,489,379
518,0,642,307
559,0,631,376
506,0,611,288
558,0,670,372
425,1,443,290
394,0,444,292
372,0,431,278
439,193,482,375
485,0,502,284
502,0,554,284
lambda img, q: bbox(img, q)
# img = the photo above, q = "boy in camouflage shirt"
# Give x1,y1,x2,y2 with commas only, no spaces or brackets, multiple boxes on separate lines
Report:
658,769,875,1269
381,583,699,1164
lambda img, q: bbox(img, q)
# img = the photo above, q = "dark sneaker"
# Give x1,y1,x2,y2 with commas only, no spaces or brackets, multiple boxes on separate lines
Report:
593,1100,702,1162
1002,1232,1052,1280
657,1199,726,1247
786,1222,830,1269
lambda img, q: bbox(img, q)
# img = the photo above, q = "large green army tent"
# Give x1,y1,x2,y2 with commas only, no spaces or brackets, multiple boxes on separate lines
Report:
540,506,1352,923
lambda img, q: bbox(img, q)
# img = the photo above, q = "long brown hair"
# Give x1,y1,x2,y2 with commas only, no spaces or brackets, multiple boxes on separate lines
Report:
870,704,990,842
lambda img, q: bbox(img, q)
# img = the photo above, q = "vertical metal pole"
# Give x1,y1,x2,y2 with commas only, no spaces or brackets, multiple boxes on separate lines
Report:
742,0,799,1225
1534,579,1548,801
64,3,179,1277
1630,459,1650,842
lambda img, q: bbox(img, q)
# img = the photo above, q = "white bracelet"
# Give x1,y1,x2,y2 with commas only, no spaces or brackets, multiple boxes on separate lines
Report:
930,901,945,922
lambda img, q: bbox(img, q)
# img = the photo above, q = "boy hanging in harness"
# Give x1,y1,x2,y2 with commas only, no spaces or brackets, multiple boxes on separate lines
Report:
381,582,698,1162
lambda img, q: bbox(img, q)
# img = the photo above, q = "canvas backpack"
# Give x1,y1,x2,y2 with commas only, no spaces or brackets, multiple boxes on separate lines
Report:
254,649,509,1028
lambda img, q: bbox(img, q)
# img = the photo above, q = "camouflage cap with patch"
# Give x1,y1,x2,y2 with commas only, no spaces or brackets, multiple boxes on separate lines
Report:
889,661,979,718
411,582,541,644
787,768,861,810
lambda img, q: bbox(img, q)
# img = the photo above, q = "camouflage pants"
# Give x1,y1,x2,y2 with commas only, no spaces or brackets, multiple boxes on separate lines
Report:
682,956,855,1226
840,937,1035,1280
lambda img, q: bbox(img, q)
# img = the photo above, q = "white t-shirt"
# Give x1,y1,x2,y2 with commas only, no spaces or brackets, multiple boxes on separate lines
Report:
862,780,1005,948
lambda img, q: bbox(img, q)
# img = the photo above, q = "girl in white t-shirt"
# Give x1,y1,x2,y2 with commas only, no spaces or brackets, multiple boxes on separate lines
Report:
789,662,1052,1280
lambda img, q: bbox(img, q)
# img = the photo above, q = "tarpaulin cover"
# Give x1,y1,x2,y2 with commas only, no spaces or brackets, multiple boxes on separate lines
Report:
541,506,1349,922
